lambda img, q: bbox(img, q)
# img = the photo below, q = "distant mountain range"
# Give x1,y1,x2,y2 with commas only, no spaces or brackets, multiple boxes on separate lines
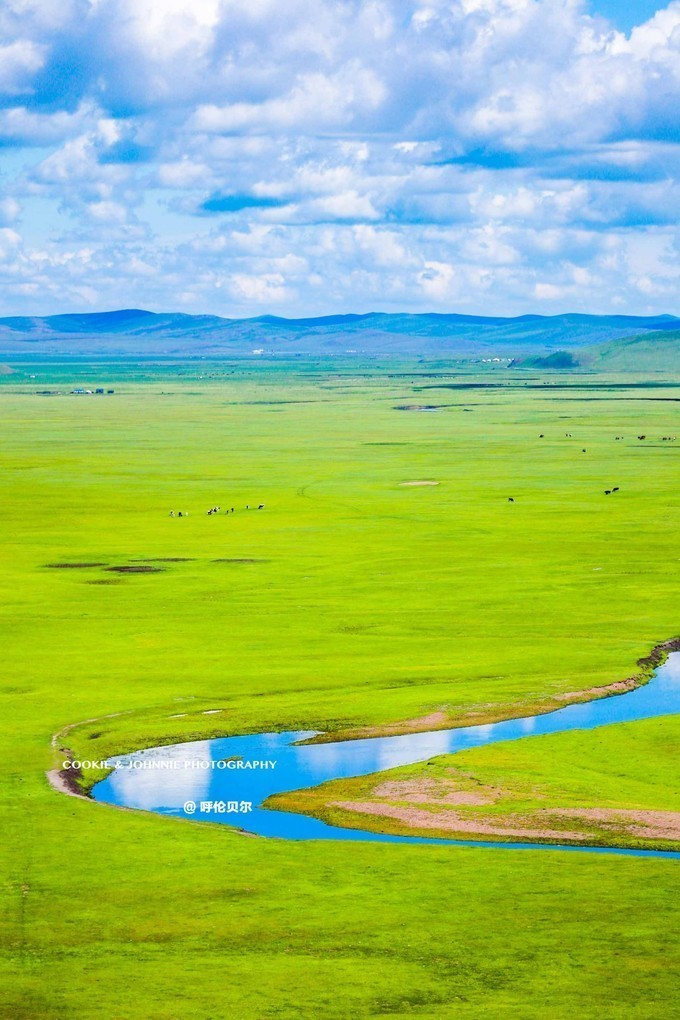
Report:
0,308,679,359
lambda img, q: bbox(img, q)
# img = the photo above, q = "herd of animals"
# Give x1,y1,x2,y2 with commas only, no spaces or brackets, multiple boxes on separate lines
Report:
169,431,676,513
205,504,265,515
509,432,676,502
168,504,265,518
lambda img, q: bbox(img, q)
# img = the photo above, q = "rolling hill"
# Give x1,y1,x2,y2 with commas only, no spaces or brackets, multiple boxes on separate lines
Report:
584,329,680,372
0,308,678,359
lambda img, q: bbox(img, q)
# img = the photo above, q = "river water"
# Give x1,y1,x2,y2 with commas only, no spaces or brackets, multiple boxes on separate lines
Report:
92,650,680,857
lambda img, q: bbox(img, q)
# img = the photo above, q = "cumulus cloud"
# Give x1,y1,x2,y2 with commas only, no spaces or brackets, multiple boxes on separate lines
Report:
0,0,678,314
0,198,21,225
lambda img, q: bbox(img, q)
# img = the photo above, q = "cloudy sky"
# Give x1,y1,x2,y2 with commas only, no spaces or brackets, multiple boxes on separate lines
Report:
0,0,678,318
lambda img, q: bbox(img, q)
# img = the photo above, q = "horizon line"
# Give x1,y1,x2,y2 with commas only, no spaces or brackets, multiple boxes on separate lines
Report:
1,308,679,324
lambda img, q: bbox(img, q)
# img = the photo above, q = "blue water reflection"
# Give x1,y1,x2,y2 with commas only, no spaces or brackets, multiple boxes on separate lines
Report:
92,651,680,857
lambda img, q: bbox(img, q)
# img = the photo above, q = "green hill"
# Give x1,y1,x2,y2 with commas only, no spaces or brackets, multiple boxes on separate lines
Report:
586,329,680,372
510,350,580,369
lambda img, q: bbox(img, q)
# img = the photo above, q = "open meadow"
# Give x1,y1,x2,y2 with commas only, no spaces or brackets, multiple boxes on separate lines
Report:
2,360,680,1018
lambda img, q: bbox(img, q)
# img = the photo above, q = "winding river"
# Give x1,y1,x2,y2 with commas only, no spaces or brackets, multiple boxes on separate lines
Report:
92,650,680,857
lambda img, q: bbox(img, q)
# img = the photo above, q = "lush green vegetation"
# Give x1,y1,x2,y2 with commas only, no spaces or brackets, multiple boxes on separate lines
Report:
2,362,679,1018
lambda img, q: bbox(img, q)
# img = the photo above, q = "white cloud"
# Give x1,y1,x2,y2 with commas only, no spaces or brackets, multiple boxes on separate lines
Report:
534,282,564,300
229,271,289,303
0,39,45,93
418,260,456,301
0,197,21,224
307,191,380,221
0,104,95,146
0,0,678,314
158,159,209,188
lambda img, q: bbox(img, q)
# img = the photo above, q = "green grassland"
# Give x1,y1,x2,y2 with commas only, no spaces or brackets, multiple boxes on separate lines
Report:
2,362,680,1018
269,715,680,851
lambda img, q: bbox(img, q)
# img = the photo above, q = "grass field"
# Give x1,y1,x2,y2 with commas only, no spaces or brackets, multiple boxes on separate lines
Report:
2,361,680,1018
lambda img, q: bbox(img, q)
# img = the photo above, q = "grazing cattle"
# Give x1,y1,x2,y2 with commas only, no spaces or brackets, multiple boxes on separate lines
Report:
169,511,175,517
582,449,586,453
604,490,611,495
638,435,646,440
613,487,619,492
539,434,544,438
508,497,514,502
258,504,265,510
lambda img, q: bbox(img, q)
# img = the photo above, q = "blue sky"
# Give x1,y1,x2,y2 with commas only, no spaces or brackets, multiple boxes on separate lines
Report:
0,0,679,318
591,0,665,31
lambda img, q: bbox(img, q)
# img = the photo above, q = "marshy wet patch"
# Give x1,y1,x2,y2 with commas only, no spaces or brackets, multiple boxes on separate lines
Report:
46,562,108,569
105,564,165,574
554,396,680,403
394,404,445,412
237,399,322,406
131,557,195,563
212,558,269,564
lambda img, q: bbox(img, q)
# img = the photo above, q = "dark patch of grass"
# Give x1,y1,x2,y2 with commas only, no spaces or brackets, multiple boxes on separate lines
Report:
46,562,108,569
133,557,195,562
212,558,269,564
104,565,165,574
394,404,445,411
